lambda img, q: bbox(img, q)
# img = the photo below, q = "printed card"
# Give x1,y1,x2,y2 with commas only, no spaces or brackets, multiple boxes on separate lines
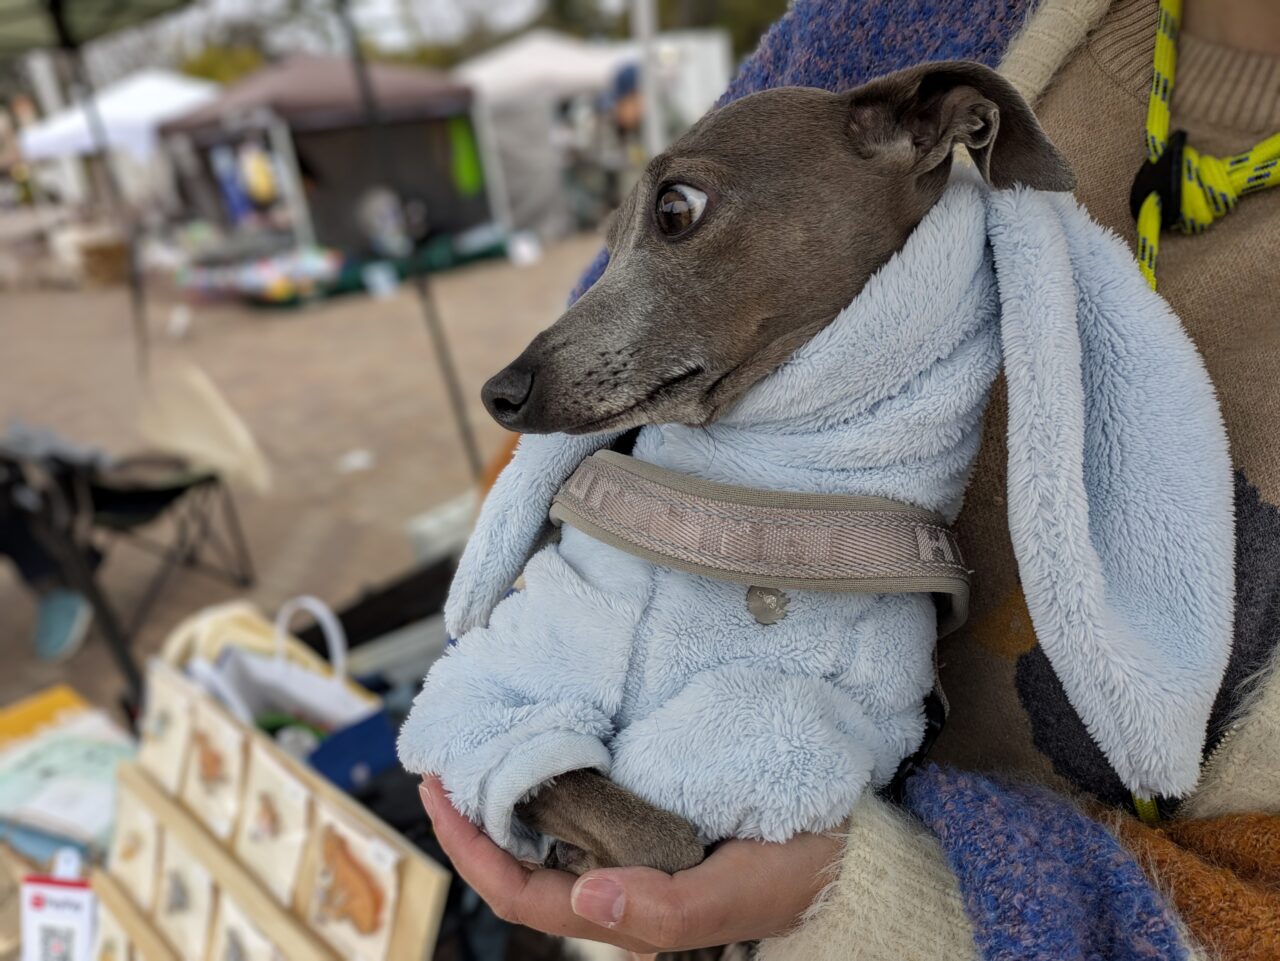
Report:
232,743,312,905
307,806,401,961
179,698,246,841
90,903,132,961
154,836,215,961
209,894,279,961
137,662,197,796
106,791,161,915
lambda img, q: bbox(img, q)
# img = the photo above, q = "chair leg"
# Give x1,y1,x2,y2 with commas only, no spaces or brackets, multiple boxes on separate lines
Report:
30,520,143,708
77,568,144,712
218,485,255,588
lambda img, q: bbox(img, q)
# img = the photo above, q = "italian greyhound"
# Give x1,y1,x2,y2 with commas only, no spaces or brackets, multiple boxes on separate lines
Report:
470,61,1073,875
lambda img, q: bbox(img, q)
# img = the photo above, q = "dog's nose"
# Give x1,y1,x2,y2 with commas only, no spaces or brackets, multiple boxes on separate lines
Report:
482,366,535,427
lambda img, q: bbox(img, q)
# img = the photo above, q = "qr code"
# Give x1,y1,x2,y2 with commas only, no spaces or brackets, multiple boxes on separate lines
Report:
39,926,75,961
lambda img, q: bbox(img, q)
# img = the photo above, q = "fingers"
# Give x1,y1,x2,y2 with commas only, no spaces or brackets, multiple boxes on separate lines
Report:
419,777,661,953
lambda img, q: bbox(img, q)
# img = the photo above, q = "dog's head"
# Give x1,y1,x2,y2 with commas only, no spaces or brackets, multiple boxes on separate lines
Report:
483,61,1073,434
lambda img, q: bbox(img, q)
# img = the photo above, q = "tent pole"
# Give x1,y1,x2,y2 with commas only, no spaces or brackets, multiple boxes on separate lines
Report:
265,111,316,249
333,0,485,484
470,98,513,235
46,0,149,382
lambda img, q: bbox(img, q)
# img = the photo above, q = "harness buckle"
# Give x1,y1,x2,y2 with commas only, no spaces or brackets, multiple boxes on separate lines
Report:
1130,129,1187,229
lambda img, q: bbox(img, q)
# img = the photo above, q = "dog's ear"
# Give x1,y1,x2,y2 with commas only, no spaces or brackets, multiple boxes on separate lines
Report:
845,60,1075,191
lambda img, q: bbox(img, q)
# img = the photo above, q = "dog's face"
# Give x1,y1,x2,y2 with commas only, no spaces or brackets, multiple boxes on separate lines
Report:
483,61,1072,435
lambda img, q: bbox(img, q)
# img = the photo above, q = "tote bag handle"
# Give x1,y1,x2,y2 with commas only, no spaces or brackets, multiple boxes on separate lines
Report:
273,595,349,688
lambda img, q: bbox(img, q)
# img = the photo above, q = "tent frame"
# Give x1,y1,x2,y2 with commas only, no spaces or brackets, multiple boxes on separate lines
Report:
333,0,484,482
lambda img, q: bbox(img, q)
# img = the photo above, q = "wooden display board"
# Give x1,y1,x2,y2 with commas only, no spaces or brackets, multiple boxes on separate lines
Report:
98,653,450,961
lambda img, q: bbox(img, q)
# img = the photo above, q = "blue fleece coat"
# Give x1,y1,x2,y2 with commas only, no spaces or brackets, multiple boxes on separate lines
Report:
398,176,1233,859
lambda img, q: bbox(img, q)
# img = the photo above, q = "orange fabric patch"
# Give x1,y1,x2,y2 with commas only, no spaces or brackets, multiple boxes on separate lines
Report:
1105,812,1280,961
967,589,1038,659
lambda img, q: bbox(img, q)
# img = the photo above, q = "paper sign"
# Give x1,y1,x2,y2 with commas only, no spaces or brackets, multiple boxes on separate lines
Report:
20,876,94,961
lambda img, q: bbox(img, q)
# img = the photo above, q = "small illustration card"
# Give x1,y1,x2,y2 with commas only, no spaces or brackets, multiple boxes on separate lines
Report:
179,698,246,841
209,894,278,961
307,806,401,961
232,743,311,905
137,662,197,796
90,903,132,961
154,836,215,961
106,792,161,914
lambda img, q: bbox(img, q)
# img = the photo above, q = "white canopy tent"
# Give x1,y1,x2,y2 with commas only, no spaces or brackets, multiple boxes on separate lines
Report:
20,69,217,163
454,29,637,103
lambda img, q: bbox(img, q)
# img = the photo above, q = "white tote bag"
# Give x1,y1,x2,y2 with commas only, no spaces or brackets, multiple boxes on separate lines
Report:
200,596,374,732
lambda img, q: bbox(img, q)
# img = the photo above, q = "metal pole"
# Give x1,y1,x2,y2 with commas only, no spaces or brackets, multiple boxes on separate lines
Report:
333,0,485,484
631,0,664,158
47,0,149,381
264,111,316,248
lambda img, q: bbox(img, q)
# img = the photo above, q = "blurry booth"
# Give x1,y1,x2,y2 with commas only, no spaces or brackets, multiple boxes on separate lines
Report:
18,68,217,211
455,29,637,240
454,28,732,241
159,54,498,300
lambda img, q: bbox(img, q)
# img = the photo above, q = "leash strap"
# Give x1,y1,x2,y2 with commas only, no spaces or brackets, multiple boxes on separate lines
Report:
549,450,972,634
1133,0,1280,287
1126,0,1275,822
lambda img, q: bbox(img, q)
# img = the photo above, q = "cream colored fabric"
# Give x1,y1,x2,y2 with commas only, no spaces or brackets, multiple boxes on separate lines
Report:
1181,649,1280,819
998,0,1113,101
757,795,978,961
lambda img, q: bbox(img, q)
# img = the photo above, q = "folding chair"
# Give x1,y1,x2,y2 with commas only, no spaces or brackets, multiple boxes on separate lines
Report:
0,449,254,709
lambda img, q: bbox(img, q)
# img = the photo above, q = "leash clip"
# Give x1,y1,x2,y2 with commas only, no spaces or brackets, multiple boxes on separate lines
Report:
1130,129,1187,229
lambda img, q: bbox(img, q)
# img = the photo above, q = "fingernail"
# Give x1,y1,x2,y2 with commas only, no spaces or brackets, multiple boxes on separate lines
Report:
571,876,625,927
419,782,437,819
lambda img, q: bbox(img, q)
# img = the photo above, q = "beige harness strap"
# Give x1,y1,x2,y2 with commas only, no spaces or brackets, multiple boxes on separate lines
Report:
550,450,971,634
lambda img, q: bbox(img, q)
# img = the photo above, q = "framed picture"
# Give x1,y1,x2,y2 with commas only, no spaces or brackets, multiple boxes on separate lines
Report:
154,835,215,961
179,698,246,841
306,806,401,961
90,904,132,961
106,790,161,915
232,743,311,905
137,662,197,796
209,893,279,961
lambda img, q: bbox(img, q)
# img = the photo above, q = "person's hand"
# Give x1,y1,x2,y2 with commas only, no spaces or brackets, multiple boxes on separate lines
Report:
419,776,842,955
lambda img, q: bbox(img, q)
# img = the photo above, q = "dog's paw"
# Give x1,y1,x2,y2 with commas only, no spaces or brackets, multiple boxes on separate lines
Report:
519,769,707,875
545,839,597,875
543,815,705,876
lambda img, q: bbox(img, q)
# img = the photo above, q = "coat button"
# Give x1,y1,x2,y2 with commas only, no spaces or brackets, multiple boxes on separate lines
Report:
747,585,789,625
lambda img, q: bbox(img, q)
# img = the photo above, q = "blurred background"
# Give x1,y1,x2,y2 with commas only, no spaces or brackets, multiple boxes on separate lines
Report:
0,3,783,958
0,0,787,704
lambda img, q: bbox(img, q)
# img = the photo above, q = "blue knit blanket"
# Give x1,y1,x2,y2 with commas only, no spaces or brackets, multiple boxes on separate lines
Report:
904,766,1188,961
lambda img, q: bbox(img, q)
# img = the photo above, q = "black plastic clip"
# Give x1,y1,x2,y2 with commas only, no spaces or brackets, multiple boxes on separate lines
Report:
1129,129,1187,229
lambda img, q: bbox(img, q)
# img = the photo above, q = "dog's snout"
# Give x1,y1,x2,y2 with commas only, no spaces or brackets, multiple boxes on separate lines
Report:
482,366,535,427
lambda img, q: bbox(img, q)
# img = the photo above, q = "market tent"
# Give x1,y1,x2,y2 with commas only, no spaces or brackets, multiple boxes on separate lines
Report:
160,53,488,254
163,53,472,145
454,29,636,102
20,69,216,161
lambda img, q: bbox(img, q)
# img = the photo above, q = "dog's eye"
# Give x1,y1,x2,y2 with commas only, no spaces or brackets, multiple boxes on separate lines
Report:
655,184,707,237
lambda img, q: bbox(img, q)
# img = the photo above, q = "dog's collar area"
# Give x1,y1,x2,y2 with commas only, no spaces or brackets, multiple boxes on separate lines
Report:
549,450,971,634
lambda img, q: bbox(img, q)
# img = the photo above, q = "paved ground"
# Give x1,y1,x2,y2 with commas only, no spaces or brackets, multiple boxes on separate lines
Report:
0,233,602,711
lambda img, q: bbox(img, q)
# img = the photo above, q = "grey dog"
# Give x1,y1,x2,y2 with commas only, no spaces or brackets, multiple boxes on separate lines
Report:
474,60,1073,875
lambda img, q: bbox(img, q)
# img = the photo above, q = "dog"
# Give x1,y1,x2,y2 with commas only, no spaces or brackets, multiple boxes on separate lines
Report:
403,60,1074,875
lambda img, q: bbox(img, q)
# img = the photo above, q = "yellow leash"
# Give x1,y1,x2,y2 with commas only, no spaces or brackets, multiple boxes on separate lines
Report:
1133,0,1280,288
1128,0,1279,824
